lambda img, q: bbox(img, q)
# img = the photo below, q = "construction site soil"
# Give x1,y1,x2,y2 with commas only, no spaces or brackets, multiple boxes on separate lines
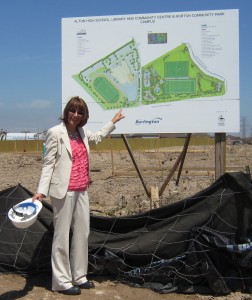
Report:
0,144,252,299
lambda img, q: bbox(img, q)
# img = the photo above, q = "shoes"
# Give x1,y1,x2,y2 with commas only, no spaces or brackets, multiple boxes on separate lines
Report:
56,281,94,295
58,286,81,295
78,280,95,289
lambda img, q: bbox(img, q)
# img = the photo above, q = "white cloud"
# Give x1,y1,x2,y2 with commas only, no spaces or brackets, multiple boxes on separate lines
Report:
30,100,51,109
16,100,52,109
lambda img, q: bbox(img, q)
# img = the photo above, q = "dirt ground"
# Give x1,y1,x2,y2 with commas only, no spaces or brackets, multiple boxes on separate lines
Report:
1,144,252,299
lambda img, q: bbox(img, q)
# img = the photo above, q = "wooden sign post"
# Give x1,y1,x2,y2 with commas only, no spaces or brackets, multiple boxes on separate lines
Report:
215,133,226,179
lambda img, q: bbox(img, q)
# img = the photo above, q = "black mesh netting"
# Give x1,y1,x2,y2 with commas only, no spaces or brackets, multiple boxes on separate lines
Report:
1,172,252,295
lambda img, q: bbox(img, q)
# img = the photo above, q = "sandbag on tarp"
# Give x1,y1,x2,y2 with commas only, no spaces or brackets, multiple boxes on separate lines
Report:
1,172,252,295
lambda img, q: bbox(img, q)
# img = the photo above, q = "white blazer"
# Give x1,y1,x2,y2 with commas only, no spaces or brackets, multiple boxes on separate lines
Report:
37,121,115,199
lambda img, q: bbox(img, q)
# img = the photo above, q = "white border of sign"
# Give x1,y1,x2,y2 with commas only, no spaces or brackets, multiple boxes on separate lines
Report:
62,9,239,134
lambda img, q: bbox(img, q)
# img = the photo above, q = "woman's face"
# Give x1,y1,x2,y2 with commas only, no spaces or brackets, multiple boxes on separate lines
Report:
67,107,84,127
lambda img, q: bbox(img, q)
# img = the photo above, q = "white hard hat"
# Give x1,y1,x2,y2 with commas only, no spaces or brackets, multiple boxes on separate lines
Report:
8,198,42,229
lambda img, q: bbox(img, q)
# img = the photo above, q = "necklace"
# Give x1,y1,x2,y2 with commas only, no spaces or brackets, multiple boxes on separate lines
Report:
68,131,79,140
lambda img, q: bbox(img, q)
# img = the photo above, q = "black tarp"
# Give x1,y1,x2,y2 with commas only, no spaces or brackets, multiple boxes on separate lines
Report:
1,172,252,295
0,185,53,274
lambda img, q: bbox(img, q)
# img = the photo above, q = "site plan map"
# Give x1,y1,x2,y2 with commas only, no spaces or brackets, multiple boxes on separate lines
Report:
73,41,225,110
62,9,239,134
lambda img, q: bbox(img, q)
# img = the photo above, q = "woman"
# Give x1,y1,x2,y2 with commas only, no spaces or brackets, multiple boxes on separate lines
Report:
33,96,125,295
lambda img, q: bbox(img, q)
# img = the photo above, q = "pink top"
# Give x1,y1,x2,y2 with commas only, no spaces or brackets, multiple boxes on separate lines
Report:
67,135,89,191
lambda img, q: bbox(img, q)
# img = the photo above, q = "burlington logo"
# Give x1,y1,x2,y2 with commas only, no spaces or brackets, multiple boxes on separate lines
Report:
135,117,162,125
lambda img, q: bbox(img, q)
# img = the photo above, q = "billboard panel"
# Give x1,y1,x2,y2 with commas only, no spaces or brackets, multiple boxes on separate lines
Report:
62,9,239,134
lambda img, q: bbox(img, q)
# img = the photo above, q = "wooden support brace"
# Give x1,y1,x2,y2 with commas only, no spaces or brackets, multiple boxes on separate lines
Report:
150,185,159,209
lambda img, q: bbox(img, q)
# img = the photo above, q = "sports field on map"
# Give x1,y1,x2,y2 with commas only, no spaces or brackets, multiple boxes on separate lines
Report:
165,61,189,78
94,77,119,103
165,79,196,94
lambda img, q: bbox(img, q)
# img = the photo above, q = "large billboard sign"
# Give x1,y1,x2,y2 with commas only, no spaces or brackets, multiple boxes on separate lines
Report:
62,9,239,134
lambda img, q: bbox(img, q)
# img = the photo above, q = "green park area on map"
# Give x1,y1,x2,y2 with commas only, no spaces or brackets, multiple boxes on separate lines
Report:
73,41,225,110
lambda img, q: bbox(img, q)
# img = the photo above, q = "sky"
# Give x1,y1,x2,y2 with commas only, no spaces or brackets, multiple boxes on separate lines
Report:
0,0,251,135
